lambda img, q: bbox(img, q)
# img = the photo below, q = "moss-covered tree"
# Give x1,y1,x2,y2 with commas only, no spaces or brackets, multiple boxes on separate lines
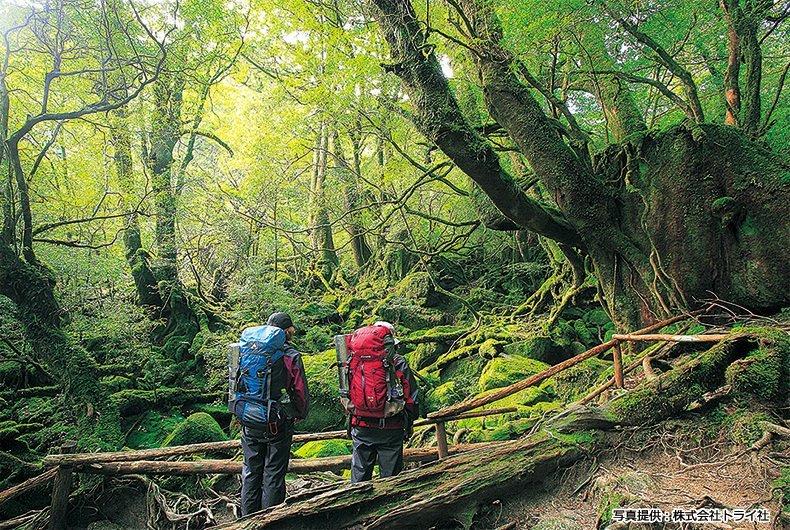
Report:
367,0,789,330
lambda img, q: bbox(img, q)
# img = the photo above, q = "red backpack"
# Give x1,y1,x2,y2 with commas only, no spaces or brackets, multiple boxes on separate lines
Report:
345,325,404,419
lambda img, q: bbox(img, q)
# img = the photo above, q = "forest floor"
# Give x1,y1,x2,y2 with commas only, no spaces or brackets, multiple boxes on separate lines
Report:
60,412,786,530
471,416,783,529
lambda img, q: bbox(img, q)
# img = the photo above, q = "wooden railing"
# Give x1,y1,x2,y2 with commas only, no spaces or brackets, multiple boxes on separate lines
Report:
1,310,730,529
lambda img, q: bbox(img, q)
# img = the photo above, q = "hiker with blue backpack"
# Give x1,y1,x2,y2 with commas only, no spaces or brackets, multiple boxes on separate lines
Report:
335,321,419,483
228,312,309,516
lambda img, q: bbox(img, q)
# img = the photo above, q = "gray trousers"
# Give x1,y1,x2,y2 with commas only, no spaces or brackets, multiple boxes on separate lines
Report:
350,426,404,483
240,425,293,516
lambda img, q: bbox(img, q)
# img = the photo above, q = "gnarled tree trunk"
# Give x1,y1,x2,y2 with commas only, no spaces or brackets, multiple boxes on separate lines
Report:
368,0,790,330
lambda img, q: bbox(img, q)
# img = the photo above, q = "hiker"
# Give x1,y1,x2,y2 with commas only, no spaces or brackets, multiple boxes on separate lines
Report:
341,321,419,483
229,312,309,516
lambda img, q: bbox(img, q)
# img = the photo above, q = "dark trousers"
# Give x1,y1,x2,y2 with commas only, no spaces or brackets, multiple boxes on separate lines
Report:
350,426,404,483
240,425,293,516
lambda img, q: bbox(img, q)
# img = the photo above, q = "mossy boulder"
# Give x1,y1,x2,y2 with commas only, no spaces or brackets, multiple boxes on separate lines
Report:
725,345,788,400
502,336,567,365
125,410,185,449
478,338,504,357
552,358,610,402
162,412,226,447
294,439,352,459
299,350,345,432
373,296,447,331
426,381,462,410
572,319,596,345
478,356,550,391
550,320,578,347
407,342,448,371
465,415,542,442
100,375,134,393
336,294,367,317
394,272,442,307
188,403,232,424
426,356,487,407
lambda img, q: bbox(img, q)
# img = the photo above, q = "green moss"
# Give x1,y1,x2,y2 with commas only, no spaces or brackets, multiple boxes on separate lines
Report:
773,467,789,516
502,336,566,364
373,295,447,331
162,412,226,447
550,320,578,347
126,410,185,449
189,403,232,423
469,416,542,442
440,356,485,388
478,338,504,357
336,294,367,317
294,439,352,459
297,301,340,325
726,346,787,400
549,430,597,447
299,350,345,432
738,214,760,237
408,342,447,370
582,309,612,328
478,356,549,391
724,409,772,446
572,319,596,345
552,358,610,402
100,376,134,393
393,272,441,307
607,337,747,425
426,381,459,410
597,491,625,526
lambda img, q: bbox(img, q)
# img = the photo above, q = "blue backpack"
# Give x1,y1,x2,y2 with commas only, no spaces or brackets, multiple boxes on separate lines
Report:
230,325,288,430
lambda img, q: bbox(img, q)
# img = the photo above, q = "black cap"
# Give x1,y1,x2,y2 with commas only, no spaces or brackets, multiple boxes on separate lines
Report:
267,312,294,330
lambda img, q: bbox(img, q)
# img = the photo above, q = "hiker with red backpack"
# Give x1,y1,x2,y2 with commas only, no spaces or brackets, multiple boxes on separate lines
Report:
228,312,309,516
336,321,419,483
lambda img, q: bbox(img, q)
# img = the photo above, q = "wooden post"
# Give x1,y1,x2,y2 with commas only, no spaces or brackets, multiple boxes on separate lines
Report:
612,341,624,389
435,421,449,459
49,442,76,530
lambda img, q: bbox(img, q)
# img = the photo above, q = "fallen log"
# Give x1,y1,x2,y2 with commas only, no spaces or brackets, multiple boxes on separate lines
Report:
429,313,697,419
43,408,517,467
75,443,494,476
212,332,778,530
0,467,57,509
